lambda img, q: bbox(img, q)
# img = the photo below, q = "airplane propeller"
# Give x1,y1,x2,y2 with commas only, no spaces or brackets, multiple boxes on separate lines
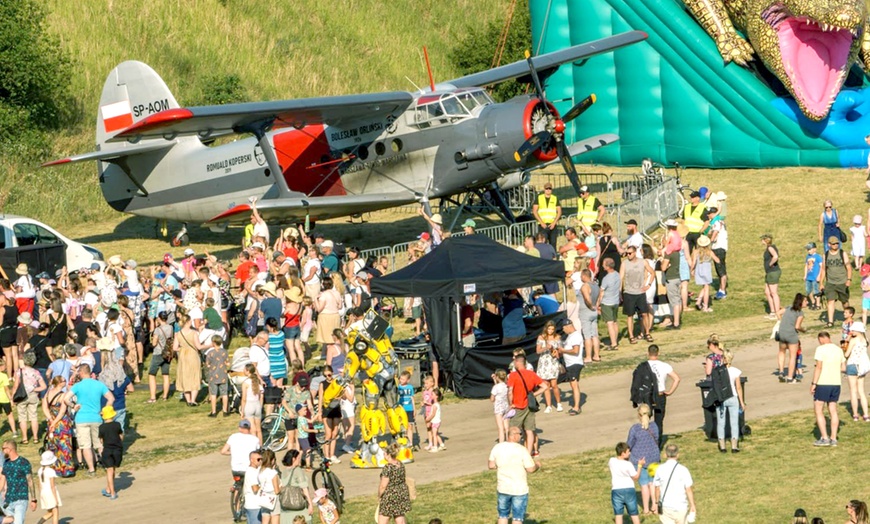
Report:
513,50,596,196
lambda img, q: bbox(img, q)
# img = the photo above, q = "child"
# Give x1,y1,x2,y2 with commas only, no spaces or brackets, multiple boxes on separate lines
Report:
420,375,436,449
296,403,314,466
339,380,356,454
38,450,62,524
862,265,870,325
205,334,230,417
203,297,224,334
292,517,307,524
299,296,314,360
794,342,804,382
804,243,823,310
842,306,856,348
425,389,445,453
609,442,644,524
397,371,418,449
851,215,866,269
312,487,341,524
692,236,719,313
98,406,124,500
0,357,16,436
490,369,509,443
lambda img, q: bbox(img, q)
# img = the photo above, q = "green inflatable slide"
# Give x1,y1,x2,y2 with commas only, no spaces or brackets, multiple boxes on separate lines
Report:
530,0,870,167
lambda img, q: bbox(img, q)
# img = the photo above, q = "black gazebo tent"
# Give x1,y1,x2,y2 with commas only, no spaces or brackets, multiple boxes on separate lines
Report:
371,235,565,397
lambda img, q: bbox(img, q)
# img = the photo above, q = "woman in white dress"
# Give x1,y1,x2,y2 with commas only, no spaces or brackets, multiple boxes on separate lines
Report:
535,320,563,413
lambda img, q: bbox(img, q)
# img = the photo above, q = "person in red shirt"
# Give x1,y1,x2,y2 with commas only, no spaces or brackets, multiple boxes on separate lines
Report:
506,352,549,456
234,251,257,288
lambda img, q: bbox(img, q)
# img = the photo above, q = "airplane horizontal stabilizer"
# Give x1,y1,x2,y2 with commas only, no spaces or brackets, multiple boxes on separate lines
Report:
207,191,418,224
41,141,174,167
446,31,647,89
109,92,415,143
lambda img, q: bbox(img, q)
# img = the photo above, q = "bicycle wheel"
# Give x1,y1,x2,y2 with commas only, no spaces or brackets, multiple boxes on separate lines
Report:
261,414,288,452
312,469,345,514
230,485,244,522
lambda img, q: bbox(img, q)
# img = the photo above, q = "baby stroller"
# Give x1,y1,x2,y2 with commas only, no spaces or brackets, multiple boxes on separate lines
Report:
228,347,251,414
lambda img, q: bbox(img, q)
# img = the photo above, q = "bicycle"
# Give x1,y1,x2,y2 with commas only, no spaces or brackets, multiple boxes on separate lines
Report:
262,403,289,452
229,470,245,522
309,437,345,514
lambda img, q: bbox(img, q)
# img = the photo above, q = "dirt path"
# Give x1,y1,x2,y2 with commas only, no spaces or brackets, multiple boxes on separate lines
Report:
47,340,811,522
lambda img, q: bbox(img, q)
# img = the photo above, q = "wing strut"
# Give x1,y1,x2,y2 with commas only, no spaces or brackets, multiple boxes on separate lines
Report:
236,120,294,198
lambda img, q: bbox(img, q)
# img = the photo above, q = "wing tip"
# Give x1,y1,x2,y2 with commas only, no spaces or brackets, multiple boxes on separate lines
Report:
41,158,71,168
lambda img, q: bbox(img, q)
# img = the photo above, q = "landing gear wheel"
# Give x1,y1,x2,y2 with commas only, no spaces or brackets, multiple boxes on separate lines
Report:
171,233,189,247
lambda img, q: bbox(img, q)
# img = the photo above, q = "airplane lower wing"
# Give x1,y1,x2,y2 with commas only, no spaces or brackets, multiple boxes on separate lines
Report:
42,141,173,166
207,191,418,224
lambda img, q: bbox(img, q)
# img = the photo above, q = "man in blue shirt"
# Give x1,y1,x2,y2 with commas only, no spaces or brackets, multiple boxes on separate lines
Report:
805,242,824,310
502,291,527,344
63,365,114,476
0,440,35,524
320,241,340,275
530,290,560,316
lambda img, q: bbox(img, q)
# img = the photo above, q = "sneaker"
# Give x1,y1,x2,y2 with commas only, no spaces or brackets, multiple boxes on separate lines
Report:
714,290,727,300
341,444,355,454
556,403,563,412
813,438,831,447
544,406,552,414
428,447,439,453
830,439,838,447
438,444,446,450
330,456,341,464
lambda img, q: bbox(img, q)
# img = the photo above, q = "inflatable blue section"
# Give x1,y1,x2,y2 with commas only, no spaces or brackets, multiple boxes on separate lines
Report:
529,0,870,167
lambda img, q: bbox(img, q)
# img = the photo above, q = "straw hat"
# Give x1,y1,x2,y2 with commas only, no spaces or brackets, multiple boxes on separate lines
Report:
96,337,115,351
16,312,32,325
14,263,27,276
430,213,443,225
697,235,711,247
260,282,278,296
108,255,123,267
40,451,57,466
287,287,303,303
284,227,298,239
676,224,689,239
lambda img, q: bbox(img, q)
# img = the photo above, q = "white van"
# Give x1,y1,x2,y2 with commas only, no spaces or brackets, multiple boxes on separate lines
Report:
0,215,104,272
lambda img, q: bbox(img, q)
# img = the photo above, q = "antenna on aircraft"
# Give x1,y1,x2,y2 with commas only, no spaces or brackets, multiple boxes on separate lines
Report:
423,46,436,92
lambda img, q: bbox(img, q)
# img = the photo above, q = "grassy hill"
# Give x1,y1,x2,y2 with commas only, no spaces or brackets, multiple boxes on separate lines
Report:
1,0,510,224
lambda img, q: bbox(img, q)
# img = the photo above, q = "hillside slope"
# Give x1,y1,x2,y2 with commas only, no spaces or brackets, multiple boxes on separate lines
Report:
3,0,508,224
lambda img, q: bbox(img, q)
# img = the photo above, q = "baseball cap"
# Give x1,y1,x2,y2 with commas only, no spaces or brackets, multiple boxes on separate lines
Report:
543,182,553,189
462,219,476,228
663,219,678,228
624,219,638,226
322,240,334,249
251,242,265,250
355,272,370,281
689,190,701,198
183,248,195,256
312,231,325,239
557,318,574,328
238,420,251,429
805,242,816,250
579,185,589,193
272,251,284,260
418,232,431,240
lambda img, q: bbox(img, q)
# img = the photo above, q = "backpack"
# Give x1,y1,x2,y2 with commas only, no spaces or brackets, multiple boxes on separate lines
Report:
709,364,734,406
630,362,658,409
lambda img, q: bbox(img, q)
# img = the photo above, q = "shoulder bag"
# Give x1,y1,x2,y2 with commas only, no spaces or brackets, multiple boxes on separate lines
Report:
517,370,540,412
12,369,28,403
657,461,678,515
279,467,307,510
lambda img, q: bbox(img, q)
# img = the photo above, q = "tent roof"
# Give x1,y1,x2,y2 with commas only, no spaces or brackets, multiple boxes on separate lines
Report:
371,235,564,297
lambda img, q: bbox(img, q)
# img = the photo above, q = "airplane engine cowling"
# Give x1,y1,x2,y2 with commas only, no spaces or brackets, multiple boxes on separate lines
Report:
496,171,531,190
462,143,501,161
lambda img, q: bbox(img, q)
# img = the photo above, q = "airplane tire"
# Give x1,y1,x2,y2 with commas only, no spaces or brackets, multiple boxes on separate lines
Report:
171,233,189,247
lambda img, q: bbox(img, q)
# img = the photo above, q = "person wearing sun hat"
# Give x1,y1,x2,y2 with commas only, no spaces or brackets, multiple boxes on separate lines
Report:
37,450,62,522
313,487,341,523
418,205,444,247
850,214,867,270
462,218,477,235
98,405,123,500
12,263,35,317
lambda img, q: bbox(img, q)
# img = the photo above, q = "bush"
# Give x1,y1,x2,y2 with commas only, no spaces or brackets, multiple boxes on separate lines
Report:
449,0,531,102
199,74,247,106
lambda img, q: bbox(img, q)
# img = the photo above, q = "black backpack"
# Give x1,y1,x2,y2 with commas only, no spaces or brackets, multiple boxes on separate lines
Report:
630,361,659,408
709,364,734,406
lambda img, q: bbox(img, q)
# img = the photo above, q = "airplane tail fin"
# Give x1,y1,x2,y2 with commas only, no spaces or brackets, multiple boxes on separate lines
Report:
96,61,182,147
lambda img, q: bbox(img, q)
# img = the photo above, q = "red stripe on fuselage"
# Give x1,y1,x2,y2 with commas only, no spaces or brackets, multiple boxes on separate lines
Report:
273,125,346,197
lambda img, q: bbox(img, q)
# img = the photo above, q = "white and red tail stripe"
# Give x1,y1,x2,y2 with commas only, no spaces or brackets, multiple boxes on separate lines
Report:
101,100,133,133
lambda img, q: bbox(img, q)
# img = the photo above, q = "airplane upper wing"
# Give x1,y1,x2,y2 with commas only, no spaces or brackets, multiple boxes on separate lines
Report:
207,191,418,224
110,91,415,142
445,31,647,89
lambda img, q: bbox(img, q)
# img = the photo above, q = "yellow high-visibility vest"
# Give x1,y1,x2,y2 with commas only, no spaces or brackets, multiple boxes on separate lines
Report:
537,194,559,223
683,203,707,233
578,196,599,227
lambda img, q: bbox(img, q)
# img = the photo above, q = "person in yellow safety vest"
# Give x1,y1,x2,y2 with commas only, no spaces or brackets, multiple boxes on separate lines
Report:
532,181,562,248
682,190,710,252
577,185,605,235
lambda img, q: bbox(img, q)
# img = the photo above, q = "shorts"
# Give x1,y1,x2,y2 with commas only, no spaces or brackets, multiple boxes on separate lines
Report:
863,298,870,311
102,448,123,468
283,326,300,340
208,382,228,396
580,315,598,339
765,268,781,285
15,392,38,422
806,280,820,297
565,364,583,382
814,385,841,403
638,465,652,486
149,353,171,376
0,402,9,415
430,422,441,431
496,492,528,522
325,406,341,420
411,305,423,320
403,408,415,424
299,436,311,452
622,293,647,316
76,422,101,450
846,364,858,376
611,487,639,516
825,283,849,303
509,407,536,432
713,248,727,277
243,401,262,419
601,304,619,323
666,280,681,311
285,417,298,430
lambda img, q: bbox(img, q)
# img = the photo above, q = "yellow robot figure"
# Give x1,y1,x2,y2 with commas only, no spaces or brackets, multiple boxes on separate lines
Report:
322,310,414,468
